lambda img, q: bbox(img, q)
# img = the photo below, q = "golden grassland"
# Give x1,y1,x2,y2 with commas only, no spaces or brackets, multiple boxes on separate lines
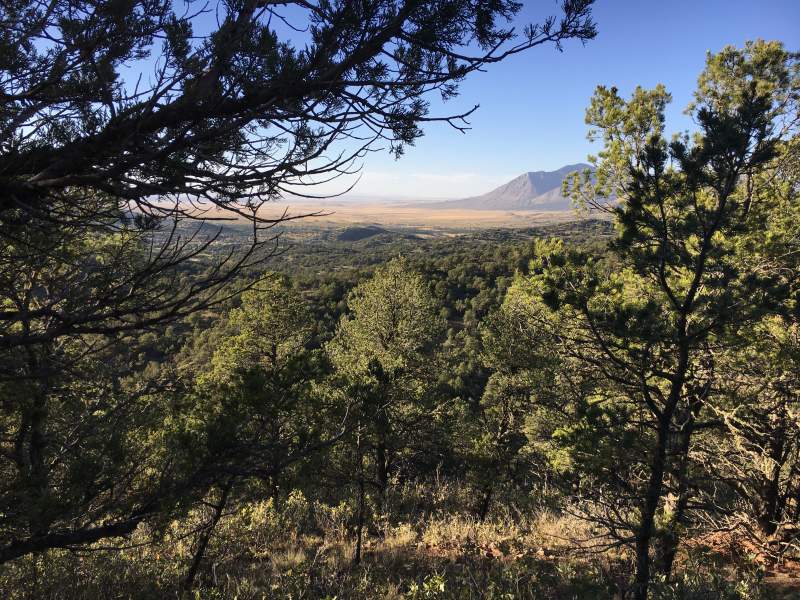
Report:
260,201,581,229
197,199,584,230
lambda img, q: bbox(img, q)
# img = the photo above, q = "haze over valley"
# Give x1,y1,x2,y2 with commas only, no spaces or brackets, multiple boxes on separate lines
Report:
265,163,595,231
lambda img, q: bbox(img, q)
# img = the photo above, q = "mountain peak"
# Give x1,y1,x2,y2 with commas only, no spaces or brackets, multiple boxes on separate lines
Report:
426,163,591,211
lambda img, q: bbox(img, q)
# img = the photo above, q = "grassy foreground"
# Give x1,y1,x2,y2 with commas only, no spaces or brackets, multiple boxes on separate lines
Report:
2,482,790,600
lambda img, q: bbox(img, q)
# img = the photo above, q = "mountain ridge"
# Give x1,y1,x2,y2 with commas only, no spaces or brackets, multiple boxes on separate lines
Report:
424,163,591,211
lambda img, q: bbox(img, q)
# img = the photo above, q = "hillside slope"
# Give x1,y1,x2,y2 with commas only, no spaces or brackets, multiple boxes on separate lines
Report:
426,163,590,211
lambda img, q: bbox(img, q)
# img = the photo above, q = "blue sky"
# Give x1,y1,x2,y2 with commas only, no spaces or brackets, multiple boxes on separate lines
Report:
335,0,799,199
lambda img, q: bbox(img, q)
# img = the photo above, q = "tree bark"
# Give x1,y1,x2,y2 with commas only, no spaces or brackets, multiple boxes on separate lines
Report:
353,421,367,566
756,423,788,537
633,416,670,600
183,480,234,592
659,392,706,579
0,515,148,564
374,401,391,511
478,486,493,522
659,416,694,579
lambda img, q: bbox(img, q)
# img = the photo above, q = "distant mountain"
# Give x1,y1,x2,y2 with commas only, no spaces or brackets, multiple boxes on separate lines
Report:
426,163,591,211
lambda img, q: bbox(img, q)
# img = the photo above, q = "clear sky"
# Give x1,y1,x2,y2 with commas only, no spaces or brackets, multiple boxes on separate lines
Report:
334,0,799,200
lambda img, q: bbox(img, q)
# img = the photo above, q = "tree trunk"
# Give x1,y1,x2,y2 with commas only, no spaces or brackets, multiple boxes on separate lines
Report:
756,424,788,537
0,515,148,564
376,442,388,491
659,396,704,579
353,424,366,566
659,438,691,578
374,403,391,511
478,486,493,522
633,417,670,600
183,480,233,592
23,345,52,537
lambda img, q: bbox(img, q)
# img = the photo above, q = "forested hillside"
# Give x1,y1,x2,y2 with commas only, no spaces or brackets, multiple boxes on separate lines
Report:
1,1,799,599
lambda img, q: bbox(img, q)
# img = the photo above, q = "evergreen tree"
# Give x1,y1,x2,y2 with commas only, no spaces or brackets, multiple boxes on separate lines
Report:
327,258,445,501
176,277,333,587
514,40,799,599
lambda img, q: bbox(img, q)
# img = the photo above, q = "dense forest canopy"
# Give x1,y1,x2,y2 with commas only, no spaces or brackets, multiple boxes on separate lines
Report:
2,1,800,598
0,0,595,564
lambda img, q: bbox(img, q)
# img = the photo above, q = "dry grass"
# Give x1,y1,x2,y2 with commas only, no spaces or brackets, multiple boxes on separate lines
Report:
203,199,584,230
268,202,580,228
0,485,777,599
